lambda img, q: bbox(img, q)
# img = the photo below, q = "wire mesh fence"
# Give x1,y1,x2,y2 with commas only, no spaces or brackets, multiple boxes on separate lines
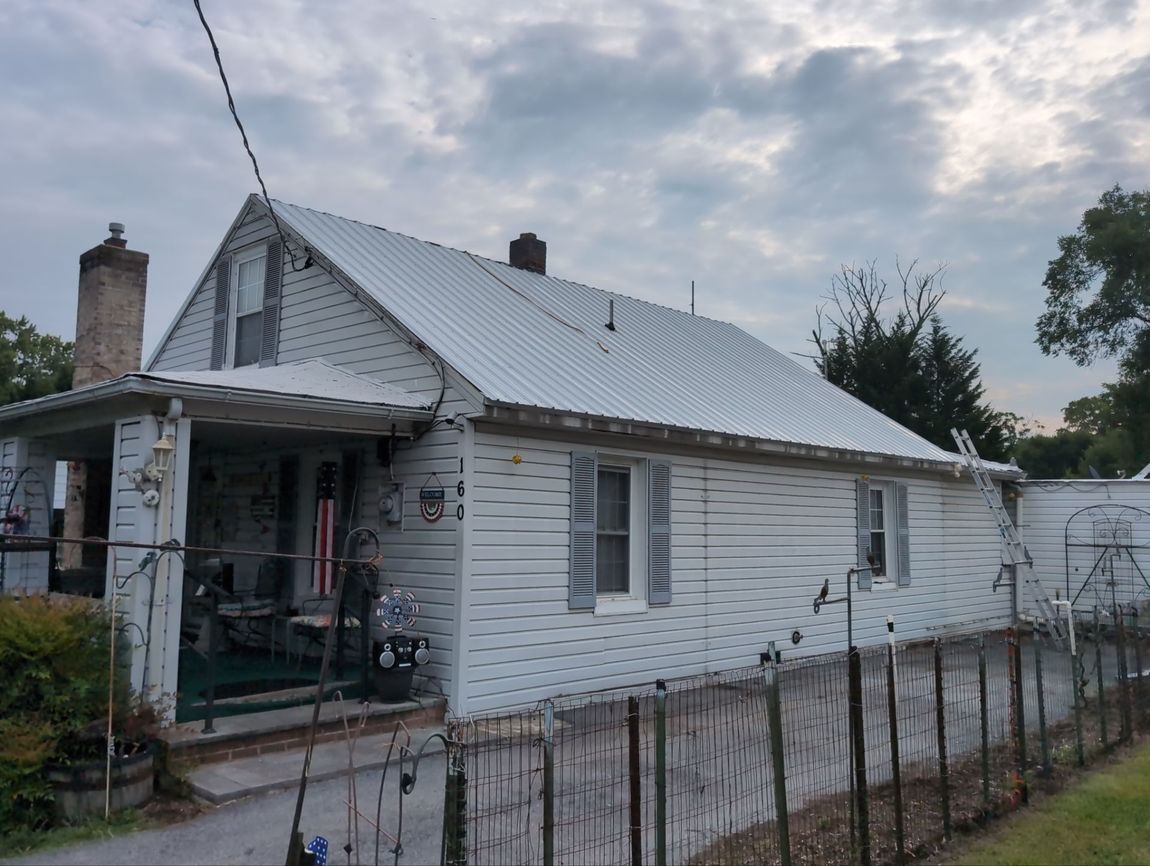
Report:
453,618,1146,866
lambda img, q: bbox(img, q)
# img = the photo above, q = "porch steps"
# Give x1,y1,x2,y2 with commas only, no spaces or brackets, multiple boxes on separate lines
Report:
161,694,444,769
185,725,446,805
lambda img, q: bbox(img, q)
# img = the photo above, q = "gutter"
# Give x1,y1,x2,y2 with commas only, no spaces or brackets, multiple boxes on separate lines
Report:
482,401,1022,479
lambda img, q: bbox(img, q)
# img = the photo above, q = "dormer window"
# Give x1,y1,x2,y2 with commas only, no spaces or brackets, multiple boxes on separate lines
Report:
231,248,266,368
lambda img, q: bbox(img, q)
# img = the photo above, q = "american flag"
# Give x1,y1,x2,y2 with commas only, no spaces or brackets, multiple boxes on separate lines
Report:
312,462,338,595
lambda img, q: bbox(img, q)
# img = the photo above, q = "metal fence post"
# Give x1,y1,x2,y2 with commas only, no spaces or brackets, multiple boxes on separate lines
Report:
1095,607,1107,749
543,701,555,866
1008,627,1027,780
203,587,218,735
934,639,951,841
848,646,871,866
978,635,990,808
628,695,642,866
1069,609,1084,767
654,680,668,866
886,619,905,865
1133,607,1145,731
1116,606,1133,743
763,649,791,866
1033,623,1051,775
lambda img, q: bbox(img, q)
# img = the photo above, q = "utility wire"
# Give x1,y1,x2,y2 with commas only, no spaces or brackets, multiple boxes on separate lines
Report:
191,0,307,272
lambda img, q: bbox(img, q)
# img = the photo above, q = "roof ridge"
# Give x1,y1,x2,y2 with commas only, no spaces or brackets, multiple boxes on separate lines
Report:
267,197,744,331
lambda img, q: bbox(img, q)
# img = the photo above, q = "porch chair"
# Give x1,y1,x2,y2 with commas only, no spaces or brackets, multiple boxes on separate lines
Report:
286,593,362,667
217,558,284,660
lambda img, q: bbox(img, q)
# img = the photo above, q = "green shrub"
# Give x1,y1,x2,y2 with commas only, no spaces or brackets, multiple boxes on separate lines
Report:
0,595,133,831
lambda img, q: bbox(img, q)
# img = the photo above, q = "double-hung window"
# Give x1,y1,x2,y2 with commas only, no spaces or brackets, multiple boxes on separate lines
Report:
569,452,672,613
857,478,911,588
231,249,266,368
210,237,282,372
596,465,633,596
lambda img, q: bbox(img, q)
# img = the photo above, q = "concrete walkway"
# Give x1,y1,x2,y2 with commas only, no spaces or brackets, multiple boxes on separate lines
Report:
188,727,445,804
9,754,451,866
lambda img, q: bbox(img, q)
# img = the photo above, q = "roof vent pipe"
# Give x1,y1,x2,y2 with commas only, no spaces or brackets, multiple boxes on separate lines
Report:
606,299,616,331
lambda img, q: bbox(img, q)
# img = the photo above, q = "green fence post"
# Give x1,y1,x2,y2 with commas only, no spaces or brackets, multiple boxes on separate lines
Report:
1133,607,1145,731
763,645,792,866
1116,606,1133,743
655,681,667,866
543,702,554,866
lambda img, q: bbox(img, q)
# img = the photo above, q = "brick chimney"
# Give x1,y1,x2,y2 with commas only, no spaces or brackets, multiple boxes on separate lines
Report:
509,232,546,275
63,223,149,569
72,222,149,388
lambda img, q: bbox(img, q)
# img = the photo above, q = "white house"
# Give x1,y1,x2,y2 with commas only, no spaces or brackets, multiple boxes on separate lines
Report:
0,195,1022,717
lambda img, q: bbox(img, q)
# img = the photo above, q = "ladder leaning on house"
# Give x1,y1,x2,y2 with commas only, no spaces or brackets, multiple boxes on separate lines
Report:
951,428,1067,644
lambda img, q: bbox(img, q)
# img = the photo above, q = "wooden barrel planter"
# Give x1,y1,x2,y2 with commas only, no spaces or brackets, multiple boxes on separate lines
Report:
45,748,155,822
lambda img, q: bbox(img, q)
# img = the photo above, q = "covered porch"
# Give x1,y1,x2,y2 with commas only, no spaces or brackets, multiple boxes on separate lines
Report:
0,360,432,722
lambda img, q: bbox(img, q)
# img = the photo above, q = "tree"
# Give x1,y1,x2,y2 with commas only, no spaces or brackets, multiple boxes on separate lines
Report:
0,312,73,406
1013,429,1095,479
811,259,1015,459
1036,185,1150,368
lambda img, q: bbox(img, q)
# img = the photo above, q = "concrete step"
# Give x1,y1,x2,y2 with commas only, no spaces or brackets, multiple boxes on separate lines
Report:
161,695,444,767
187,725,447,805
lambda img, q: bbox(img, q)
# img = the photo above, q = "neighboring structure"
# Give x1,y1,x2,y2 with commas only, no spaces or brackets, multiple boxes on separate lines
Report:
1,196,1024,716
1017,479,1150,617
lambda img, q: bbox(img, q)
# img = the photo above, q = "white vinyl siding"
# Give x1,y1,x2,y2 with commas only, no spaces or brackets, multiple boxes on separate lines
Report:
1017,480,1150,617
463,427,1009,714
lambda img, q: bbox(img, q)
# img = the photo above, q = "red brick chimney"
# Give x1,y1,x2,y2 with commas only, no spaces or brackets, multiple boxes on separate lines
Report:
63,223,149,568
509,232,546,275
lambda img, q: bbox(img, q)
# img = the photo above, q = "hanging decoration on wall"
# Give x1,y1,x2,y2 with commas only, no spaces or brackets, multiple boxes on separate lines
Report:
312,461,339,595
373,587,420,632
419,473,445,523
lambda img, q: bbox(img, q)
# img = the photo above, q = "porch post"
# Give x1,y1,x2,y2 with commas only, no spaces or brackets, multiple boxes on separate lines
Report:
0,436,57,594
106,411,189,717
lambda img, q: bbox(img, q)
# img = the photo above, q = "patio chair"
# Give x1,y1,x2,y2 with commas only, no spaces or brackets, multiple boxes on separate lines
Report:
217,559,284,659
286,594,362,666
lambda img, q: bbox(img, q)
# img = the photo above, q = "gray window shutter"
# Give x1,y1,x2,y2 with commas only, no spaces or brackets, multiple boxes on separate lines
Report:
569,451,597,610
648,459,672,605
259,239,283,367
209,258,230,370
856,479,872,590
895,482,912,586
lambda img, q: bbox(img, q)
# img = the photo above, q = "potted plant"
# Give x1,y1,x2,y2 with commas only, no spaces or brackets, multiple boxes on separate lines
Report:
0,594,158,830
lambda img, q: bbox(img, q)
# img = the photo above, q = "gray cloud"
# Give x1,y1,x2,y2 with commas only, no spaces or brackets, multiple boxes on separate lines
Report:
1,0,1148,431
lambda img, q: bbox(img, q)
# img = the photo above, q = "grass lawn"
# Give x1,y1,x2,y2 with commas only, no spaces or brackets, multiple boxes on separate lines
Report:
950,742,1150,865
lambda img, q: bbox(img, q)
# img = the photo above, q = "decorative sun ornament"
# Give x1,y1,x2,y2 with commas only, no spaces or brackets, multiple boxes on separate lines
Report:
375,587,420,631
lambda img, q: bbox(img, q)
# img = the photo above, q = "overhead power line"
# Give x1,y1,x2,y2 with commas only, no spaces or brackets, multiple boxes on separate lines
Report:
191,0,307,271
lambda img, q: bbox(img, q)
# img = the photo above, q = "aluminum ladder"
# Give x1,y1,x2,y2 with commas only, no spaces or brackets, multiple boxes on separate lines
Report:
951,428,1066,644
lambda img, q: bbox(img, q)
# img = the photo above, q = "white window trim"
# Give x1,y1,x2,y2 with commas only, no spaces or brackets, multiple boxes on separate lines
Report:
868,479,900,587
225,245,267,369
594,455,649,616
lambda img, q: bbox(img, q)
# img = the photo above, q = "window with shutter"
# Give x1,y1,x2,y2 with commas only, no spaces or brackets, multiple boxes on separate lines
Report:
569,452,672,613
857,478,911,588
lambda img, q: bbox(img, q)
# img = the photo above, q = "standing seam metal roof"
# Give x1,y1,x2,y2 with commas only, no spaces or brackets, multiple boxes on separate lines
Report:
269,199,959,464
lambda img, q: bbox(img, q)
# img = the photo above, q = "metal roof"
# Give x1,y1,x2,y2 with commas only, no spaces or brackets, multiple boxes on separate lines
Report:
135,359,429,409
270,199,960,465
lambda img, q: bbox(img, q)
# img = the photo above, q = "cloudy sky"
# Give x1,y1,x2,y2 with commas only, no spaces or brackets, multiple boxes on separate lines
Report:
2,0,1147,429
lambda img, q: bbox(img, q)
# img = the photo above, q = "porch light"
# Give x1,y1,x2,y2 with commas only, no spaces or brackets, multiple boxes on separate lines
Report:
148,434,176,481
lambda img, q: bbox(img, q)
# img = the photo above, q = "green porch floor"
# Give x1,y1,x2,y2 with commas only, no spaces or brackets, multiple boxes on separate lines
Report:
175,645,369,723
